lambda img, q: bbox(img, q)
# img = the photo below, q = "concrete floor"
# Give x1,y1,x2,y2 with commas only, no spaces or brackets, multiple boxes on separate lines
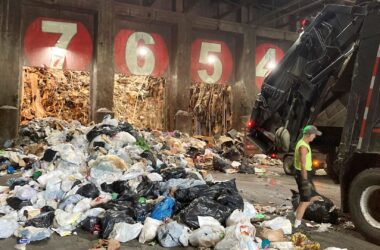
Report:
0,166,379,250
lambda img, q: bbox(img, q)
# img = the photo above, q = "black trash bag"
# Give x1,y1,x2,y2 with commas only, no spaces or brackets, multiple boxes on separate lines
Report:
76,183,100,199
101,210,135,239
161,167,187,181
81,216,102,233
186,147,204,158
140,150,156,168
97,200,135,215
222,146,242,162
86,122,137,143
212,155,231,173
180,196,232,229
6,197,32,210
238,162,255,174
136,177,160,199
86,124,119,143
173,201,187,215
216,192,244,212
101,181,129,194
25,211,55,228
100,182,114,193
40,206,55,213
117,191,138,202
41,149,58,162
10,179,29,190
135,202,154,222
202,179,239,200
71,180,82,189
174,185,209,203
291,189,339,224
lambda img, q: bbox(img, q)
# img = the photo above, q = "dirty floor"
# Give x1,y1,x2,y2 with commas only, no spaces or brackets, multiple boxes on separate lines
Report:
0,165,379,250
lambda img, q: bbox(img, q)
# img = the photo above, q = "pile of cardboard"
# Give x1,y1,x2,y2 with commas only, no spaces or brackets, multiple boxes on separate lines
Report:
21,67,90,125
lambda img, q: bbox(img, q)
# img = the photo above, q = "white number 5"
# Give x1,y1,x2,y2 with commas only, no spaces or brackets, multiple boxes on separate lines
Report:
198,42,223,84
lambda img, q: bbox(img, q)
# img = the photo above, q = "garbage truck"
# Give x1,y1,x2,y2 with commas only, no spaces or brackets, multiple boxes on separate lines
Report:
247,1,380,244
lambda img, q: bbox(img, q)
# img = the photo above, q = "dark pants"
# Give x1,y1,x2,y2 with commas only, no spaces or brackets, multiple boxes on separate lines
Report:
294,170,318,202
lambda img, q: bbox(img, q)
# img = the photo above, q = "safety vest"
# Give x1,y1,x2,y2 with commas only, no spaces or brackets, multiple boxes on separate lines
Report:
294,139,312,171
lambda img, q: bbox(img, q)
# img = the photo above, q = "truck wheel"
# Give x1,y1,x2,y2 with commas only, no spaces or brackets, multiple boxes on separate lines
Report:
283,155,295,175
348,168,380,245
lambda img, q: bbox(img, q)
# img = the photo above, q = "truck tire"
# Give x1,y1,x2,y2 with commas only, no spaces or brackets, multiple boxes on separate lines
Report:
283,155,296,175
348,168,380,245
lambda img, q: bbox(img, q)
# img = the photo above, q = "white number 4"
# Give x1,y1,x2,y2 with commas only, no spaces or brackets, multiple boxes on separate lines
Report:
42,20,77,69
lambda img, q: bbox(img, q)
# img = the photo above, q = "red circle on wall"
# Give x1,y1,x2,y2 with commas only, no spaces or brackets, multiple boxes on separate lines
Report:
24,17,93,71
114,29,169,77
191,38,233,84
255,43,284,89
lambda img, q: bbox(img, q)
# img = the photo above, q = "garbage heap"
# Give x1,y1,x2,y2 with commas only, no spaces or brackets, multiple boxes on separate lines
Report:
0,117,255,248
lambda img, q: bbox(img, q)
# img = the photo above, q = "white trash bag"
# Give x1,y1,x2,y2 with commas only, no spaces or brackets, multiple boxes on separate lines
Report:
189,225,225,247
109,222,143,242
139,217,163,243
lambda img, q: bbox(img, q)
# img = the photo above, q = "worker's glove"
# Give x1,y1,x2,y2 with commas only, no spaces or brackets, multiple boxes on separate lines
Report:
301,180,312,197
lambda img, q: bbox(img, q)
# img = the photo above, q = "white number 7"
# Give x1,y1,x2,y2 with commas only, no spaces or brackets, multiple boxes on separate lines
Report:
198,42,223,84
41,20,77,69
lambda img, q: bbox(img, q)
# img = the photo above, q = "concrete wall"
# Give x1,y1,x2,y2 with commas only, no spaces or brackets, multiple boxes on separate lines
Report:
0,0,298,144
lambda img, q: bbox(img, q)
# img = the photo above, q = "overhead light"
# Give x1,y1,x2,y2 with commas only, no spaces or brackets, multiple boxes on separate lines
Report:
267,61,277,70
137,46,148,56
207,55,217,64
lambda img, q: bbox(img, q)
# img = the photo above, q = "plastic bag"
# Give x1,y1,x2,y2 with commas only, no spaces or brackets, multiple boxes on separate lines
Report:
147,173,163,182
140,150,157,168
160,179,206,193
161,167,187,180
291,190,338,224
243,201,257,220
189,225,225,247
6,197,32,210
226,210,251,226
175,185,209,203
136,178,160,199
73,198,92,213
157,221,191,247
139,217,163,243
101,210,135,239
180,196,232,229
198,216,223,227
151,197,176,221
76,183,100,199
109,222,143,242
9,178,28,190
25,211,55,228
215,223,258,250
81,216,102,234
261,217,292,235
14,185,37,201
16,226,52,242
0,216,19,238
55,209,81,227
58,194,83,210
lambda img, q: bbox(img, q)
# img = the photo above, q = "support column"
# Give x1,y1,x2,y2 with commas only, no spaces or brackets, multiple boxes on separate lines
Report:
232,27,256,130
170,17,192,131
0,0,22,145
92,0,115,122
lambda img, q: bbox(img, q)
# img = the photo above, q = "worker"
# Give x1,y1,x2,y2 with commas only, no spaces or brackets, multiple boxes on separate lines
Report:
293,125,322,228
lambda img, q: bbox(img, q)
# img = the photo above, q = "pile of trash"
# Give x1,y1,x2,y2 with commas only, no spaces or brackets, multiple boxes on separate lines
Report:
0,117,273,249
